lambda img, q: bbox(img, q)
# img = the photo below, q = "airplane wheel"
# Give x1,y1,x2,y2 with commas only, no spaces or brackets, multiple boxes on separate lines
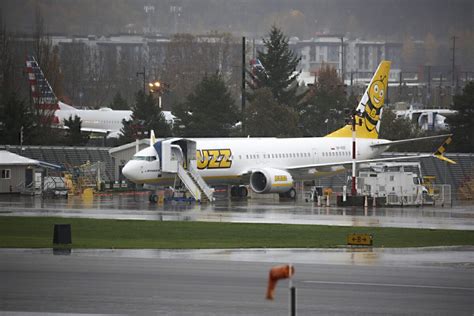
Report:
238,186,248,198
287,188,297,200
230,186,239,197
280,188,297,200
149,194,158,203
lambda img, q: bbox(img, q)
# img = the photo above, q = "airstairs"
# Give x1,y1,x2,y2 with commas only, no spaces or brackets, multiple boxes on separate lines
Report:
177,164,214,202
158,138,214,202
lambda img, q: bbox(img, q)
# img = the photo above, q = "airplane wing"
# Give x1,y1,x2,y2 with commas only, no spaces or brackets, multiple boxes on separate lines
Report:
57,125,111,134
370,134,452,148
80,127,123,139
79,127,112,134
286,136,455,177
286,153,434,173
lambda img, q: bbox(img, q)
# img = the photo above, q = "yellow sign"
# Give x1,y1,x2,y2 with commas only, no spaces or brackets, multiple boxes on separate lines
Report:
347,233,373,246
197,149,232,170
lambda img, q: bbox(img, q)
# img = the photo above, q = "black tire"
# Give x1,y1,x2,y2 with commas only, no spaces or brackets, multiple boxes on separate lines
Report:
238,186,248,198
230,186,239,197
287,188,297,199
150,194,158,203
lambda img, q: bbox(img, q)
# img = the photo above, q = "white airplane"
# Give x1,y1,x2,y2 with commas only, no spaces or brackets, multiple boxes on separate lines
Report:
122,61,454,199
394,104,457,131
54,101,175,139
25,56,174,138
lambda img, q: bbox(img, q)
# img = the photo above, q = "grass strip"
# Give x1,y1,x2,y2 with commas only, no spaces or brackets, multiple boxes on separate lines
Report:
0,216,473,249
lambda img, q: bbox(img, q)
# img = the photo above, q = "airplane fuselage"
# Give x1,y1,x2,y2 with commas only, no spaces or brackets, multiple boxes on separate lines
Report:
123,137,390,186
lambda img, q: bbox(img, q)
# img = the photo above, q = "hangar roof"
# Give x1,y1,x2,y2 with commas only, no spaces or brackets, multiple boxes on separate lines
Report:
0,150,61,169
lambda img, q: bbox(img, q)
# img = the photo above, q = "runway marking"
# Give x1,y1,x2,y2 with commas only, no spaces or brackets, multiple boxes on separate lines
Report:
303,280,474,291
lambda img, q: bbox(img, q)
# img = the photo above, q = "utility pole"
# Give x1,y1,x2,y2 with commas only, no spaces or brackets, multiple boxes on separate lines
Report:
426,65,431,106
20,126,24,151
242,36,246,135
451,35,457,88
340,36,345,83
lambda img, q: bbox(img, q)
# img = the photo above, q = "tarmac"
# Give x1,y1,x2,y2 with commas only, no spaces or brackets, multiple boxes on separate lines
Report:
0,192,472,230
1,247,473,315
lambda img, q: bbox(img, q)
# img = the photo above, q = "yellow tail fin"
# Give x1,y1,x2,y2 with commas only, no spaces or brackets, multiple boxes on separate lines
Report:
326,60,391,139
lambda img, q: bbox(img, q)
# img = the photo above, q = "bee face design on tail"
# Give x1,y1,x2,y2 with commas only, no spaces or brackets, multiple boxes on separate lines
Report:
325,60,391,139
363,74,388,133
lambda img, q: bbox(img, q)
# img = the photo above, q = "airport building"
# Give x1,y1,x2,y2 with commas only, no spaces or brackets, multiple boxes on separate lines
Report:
0,151,60,194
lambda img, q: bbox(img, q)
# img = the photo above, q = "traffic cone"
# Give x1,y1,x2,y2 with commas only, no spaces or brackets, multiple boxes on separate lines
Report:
266,264,294,300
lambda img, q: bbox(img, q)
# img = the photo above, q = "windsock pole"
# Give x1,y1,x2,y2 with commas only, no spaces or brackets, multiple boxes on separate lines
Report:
290,285,296,316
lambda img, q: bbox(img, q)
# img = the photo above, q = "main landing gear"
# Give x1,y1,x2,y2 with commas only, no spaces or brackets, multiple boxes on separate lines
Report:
230,185,248,198
279,188,297,200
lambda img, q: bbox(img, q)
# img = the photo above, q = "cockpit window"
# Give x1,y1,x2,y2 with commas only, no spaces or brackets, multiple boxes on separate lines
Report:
133,156,156,161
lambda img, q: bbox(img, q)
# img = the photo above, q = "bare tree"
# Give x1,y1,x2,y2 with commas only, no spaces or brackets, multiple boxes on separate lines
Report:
161,33,240,107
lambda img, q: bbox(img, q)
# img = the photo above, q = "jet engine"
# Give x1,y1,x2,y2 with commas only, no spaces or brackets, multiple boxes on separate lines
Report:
250,168,293,194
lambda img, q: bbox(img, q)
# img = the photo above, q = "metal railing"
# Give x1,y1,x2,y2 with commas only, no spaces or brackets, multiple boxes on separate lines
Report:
176,163,202,201
188,164,214,201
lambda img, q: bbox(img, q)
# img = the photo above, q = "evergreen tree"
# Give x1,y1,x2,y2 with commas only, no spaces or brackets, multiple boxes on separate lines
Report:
173,74,238,137
118,118,135,144
0,91,34,145
119,90,172,144
447,82,474,152
250,26,302,108
245,88,298,137
64,115,88,146
298,65,347,136
109,92,129,110
379,107,419,140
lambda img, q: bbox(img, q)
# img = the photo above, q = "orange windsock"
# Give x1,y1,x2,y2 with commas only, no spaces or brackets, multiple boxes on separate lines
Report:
266,264,295,300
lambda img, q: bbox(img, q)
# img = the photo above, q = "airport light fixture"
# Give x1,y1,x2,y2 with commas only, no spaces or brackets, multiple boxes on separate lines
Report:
148,81,162,93
148,80,169,108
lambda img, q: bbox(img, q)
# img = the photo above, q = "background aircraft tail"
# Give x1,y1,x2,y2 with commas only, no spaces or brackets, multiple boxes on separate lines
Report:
326,60,391,139
25,56,59,111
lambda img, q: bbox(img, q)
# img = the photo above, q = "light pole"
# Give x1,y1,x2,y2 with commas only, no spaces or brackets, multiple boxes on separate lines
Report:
136,67,146,93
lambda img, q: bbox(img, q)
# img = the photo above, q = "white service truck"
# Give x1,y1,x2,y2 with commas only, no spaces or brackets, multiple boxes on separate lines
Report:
357,162,429,205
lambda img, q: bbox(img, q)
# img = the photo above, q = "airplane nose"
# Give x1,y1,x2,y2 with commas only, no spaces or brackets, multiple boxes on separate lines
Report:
121,163,134,181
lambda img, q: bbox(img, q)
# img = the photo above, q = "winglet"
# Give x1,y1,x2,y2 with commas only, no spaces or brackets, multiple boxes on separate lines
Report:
434,154,456,164
150,130,156,146
433,136,456,164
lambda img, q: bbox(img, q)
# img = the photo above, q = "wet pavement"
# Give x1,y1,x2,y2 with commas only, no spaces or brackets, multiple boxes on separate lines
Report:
1,246,472,269
2,247,472,315
0,193,473,230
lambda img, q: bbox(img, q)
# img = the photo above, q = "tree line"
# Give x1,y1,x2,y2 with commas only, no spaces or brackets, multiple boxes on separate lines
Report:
1,18,472,152
119,26,473,154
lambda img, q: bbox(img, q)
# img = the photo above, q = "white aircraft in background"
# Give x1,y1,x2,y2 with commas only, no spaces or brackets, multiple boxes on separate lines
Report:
393,103,457,131
55,101,175,139
25,56,174,138
122,60,454,199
